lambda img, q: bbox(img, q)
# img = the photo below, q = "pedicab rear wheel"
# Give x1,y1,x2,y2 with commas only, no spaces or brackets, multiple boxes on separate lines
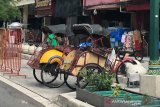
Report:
77,63,104,89
116,60,137,88
64,73,78,91
41,63,65,88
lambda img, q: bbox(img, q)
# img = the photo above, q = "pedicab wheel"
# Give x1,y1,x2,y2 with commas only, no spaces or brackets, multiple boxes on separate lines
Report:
41,63,65,88
33,69,43,84
117,47,125,60
33,68,43,84
134,50,143,62
77,63,104,89
116,60,137,88
64,73,78,91
33,68,57,84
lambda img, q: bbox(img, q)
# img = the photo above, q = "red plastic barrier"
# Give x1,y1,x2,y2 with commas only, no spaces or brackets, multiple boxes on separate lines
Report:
0,28,26,78
0,28,6,69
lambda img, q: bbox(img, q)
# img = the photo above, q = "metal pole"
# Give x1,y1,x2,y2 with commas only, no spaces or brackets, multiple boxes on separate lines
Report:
150,0,159,60
148,0,160,75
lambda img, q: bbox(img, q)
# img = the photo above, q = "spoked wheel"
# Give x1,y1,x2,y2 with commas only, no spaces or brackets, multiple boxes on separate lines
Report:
117,47,126,60
77,63,104,89
116,61,137,88
134,50,143,62
33,66,55,84
33,68,43,84
41,63,65,88
64,73,78,91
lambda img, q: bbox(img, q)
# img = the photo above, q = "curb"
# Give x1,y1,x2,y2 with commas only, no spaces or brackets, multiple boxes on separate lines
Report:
58,92,94,107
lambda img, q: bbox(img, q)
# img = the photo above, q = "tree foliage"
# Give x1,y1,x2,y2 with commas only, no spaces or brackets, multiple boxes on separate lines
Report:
0,0,20,21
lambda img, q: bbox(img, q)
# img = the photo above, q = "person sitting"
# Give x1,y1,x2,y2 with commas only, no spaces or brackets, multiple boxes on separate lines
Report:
41,26,58,47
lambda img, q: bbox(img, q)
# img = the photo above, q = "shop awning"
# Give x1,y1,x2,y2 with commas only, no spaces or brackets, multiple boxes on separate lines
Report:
86,4,119,10
84,0,119,7
15,0,35,6
84,0,130,7
84,0,130,10
126,2,149,11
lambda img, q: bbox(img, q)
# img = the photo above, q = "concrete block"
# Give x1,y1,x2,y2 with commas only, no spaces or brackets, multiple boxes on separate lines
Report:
58,92,94,107
140,74,160,98
77,89,135,107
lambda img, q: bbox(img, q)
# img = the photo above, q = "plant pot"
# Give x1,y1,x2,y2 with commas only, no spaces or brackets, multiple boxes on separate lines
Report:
76,88,133,107
76,88,160,107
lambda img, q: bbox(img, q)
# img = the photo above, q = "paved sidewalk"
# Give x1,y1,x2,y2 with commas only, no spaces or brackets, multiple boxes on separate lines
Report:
0,54,150,107
0,55,73,107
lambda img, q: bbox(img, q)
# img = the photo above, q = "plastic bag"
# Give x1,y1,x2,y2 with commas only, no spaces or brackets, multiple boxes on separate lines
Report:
108,48,116,62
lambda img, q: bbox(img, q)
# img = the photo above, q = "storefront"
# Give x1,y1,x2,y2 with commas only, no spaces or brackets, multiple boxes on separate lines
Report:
83,0,158,58
83,0,132,48
124,0,150,56
54,0,81,29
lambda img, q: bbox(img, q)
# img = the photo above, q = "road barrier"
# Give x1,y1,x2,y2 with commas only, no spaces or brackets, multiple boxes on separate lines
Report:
0,28,26,78
0,28,5,69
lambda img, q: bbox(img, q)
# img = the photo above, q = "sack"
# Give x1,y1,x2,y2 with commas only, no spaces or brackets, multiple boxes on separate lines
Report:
126,60,147,74
108,48,116,62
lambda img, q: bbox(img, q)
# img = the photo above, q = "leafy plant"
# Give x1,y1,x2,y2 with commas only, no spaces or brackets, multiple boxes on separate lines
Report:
0,0,20,21
112,83,120,97
80,68,113,91
79,68,93,83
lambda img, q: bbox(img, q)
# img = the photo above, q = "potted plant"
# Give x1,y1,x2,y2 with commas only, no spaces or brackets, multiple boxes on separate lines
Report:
76,68,160,107
76,69,114,107
86,70,113,91
77,69,134,107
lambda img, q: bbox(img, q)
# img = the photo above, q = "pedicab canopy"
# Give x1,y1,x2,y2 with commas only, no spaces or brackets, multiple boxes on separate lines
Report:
47,24,67,35
71,24,105,36
47,24,74,37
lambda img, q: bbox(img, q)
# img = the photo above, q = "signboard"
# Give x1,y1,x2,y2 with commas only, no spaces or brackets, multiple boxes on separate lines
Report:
35,0,55,17
35,0,51,8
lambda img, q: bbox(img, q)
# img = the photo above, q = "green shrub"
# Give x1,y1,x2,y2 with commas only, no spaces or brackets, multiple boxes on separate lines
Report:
81,69,113,91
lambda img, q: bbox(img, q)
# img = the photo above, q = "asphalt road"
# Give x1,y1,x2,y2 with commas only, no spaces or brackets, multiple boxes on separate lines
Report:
0,80,44,107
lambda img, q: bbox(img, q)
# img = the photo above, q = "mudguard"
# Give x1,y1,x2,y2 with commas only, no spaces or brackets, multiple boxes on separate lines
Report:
39,49,63,64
